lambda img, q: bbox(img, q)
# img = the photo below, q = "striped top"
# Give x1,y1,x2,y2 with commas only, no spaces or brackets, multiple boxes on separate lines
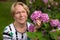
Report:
3,22,31,40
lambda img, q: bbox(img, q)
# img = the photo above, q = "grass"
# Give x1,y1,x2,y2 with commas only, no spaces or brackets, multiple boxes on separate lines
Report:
0,2,13,40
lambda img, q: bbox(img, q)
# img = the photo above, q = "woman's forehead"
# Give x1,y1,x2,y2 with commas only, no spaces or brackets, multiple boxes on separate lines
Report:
14,5,26,11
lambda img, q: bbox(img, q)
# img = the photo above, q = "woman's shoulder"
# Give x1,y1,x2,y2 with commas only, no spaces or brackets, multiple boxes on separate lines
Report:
3,23,14,32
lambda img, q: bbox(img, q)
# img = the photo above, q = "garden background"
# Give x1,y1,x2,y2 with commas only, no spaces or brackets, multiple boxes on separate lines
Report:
0,0,60,40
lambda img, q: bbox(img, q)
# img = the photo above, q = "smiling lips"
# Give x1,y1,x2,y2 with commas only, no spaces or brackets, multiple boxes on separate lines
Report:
19,18,25,20
19,17,25,19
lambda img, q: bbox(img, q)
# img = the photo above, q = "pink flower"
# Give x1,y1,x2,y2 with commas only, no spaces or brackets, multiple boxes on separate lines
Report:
57,36,60,40
40,13,49,23
30,11,49,23
50,29,56,33
30,10,42,21
55,2,58,6
50,19,59,27
42,0,48,4
28,23,34,32
58,22,60,29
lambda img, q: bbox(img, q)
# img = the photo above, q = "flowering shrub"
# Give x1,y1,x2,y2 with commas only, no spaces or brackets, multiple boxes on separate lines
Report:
25,0,60,40
27,10,60,40
49,20,60,40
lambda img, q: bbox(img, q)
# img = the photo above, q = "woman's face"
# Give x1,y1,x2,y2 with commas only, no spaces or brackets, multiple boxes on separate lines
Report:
14,5,28,24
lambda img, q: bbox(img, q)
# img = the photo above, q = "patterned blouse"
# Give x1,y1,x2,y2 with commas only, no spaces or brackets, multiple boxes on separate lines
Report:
3,22,31,40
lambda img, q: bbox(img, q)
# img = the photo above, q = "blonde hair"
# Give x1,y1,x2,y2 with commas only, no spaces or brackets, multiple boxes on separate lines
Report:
11,2,30,16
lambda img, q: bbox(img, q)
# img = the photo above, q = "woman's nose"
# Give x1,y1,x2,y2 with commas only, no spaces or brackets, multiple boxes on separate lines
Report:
20,12,24,17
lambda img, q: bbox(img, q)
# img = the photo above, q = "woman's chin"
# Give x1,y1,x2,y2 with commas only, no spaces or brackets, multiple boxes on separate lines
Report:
19,21,26,24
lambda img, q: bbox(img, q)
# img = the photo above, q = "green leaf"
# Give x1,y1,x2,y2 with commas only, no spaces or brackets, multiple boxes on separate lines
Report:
27,32,37,38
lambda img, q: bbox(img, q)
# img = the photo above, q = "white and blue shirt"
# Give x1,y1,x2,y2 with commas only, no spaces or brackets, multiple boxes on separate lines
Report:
3,22,31,40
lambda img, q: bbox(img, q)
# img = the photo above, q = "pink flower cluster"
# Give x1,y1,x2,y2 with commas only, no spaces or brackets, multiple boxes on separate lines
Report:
50,19,59,27
30,10,60,28
58,22,60,28
40,13,49,22
30,11,42,21
28,23,34,32
30,10,49,23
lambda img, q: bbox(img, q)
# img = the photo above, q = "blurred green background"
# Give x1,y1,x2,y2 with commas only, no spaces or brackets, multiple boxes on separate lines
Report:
0,2,13,40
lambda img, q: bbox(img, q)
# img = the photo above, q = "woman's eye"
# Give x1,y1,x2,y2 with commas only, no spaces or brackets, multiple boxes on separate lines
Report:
22,11,26,13
16,12,21,14
15,11,26,14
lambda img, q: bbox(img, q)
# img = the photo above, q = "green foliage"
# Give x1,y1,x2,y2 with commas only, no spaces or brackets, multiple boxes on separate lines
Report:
26,0,60,20
27,31,50,40
49,29,60,40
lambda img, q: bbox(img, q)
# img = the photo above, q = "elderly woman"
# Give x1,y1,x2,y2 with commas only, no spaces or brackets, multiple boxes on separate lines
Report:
3,2,31,40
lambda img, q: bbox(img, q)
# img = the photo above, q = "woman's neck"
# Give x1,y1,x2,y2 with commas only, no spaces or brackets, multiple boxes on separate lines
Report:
13,21,27,33
14,21,27,28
